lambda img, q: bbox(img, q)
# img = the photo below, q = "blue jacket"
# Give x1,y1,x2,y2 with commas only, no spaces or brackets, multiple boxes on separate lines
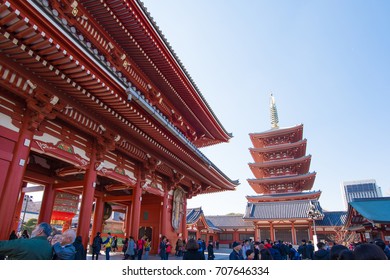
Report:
53,242,76,260
229,249,244,260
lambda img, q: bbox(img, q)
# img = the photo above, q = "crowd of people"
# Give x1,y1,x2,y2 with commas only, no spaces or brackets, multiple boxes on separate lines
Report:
227,238,390,260
1,225,389,260
0,223,86,260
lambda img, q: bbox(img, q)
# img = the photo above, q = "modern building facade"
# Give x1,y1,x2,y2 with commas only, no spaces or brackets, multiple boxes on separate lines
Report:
342,179,383,209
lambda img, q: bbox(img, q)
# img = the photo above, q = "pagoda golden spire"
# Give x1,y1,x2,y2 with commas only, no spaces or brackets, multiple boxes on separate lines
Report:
270,93,279,129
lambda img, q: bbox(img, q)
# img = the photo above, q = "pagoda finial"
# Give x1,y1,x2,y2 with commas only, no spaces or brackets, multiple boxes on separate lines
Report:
270,93,279,129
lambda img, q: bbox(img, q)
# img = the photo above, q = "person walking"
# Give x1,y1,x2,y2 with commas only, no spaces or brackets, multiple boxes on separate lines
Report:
137,236,145,260
112,236,118,252
159,236,167,260
183,239,204,260
122,237,129,256
124,236,136,260
175,237,184,257
73,235,86,260
207,241,215,260
91,232,103,260
102,232,113,260
144,238,151,260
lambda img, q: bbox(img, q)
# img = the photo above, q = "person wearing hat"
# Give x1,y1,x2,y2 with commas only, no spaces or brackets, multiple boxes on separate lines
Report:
229,241,244,260
91,232,103,260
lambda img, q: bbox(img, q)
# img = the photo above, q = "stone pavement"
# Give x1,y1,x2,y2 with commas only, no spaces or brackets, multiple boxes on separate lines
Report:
86,247,231,260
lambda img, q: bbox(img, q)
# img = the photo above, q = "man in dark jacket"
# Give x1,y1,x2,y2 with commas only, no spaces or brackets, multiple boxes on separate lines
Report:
229,241,244,260
0,222,52,260
298,239,308,259
207,241,215,260
92,232,103,260
306,241,315,259
73,236,86,260
313,241,329,260
374,239,390,260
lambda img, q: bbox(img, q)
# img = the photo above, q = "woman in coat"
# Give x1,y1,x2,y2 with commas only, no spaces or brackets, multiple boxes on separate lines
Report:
73,236,86,260
183,239,204,260
124,236,136,260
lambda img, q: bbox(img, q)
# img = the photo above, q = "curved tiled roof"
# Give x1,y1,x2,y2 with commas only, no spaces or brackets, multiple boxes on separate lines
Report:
186,207,203,225
316,211,347,227
206,215,253,228
186,208,221,231
243,199,323,220
349,197,390,223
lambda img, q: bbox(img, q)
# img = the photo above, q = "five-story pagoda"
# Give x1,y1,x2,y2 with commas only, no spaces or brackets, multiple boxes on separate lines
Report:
244,95,323,245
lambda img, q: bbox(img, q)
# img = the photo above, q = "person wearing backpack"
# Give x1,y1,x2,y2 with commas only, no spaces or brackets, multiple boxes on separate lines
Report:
91,232,103,260
288,244,300,260
102,232,113,260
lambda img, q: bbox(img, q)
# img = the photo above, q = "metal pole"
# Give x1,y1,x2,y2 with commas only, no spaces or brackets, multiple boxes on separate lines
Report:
313,219,317,236
21,195,31,230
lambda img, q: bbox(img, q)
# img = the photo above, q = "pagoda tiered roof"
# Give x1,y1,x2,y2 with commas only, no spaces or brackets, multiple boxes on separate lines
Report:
249,139,307,162
249,124,303,149
249,155,312,178
248,172,317,194
246,190,321,203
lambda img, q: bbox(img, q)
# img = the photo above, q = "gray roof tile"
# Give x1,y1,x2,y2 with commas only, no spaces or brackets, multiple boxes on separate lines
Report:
243,200,323,220
205,215,253,228
316,211,347,226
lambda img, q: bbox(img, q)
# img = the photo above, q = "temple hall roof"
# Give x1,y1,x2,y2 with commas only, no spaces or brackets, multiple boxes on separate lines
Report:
243,199,323,220
206,215,253,229
186,207,221,231
348,197,390,223
316,211,347,227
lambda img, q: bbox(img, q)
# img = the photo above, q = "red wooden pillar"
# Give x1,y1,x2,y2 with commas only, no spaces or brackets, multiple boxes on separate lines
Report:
269,222,275,242
38,184,56,224
0,118,34,240
291,222,297,245
90,196,104,247
161,188,169,237
124,203,132,237
254,224,259,242
131,175,142,238
233,229,239,242
308,223,314,241
181,197,188,241
77,148,97,249
12,187,26,232
380,229,385,242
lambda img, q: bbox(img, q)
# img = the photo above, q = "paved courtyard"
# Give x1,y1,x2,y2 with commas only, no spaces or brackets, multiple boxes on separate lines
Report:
87,247,231,260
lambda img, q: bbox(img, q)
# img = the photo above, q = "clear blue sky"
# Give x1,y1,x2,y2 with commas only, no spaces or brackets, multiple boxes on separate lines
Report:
142,0,390,215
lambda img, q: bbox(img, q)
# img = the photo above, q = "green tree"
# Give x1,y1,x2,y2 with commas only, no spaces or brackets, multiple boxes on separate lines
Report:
22,218,38,235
